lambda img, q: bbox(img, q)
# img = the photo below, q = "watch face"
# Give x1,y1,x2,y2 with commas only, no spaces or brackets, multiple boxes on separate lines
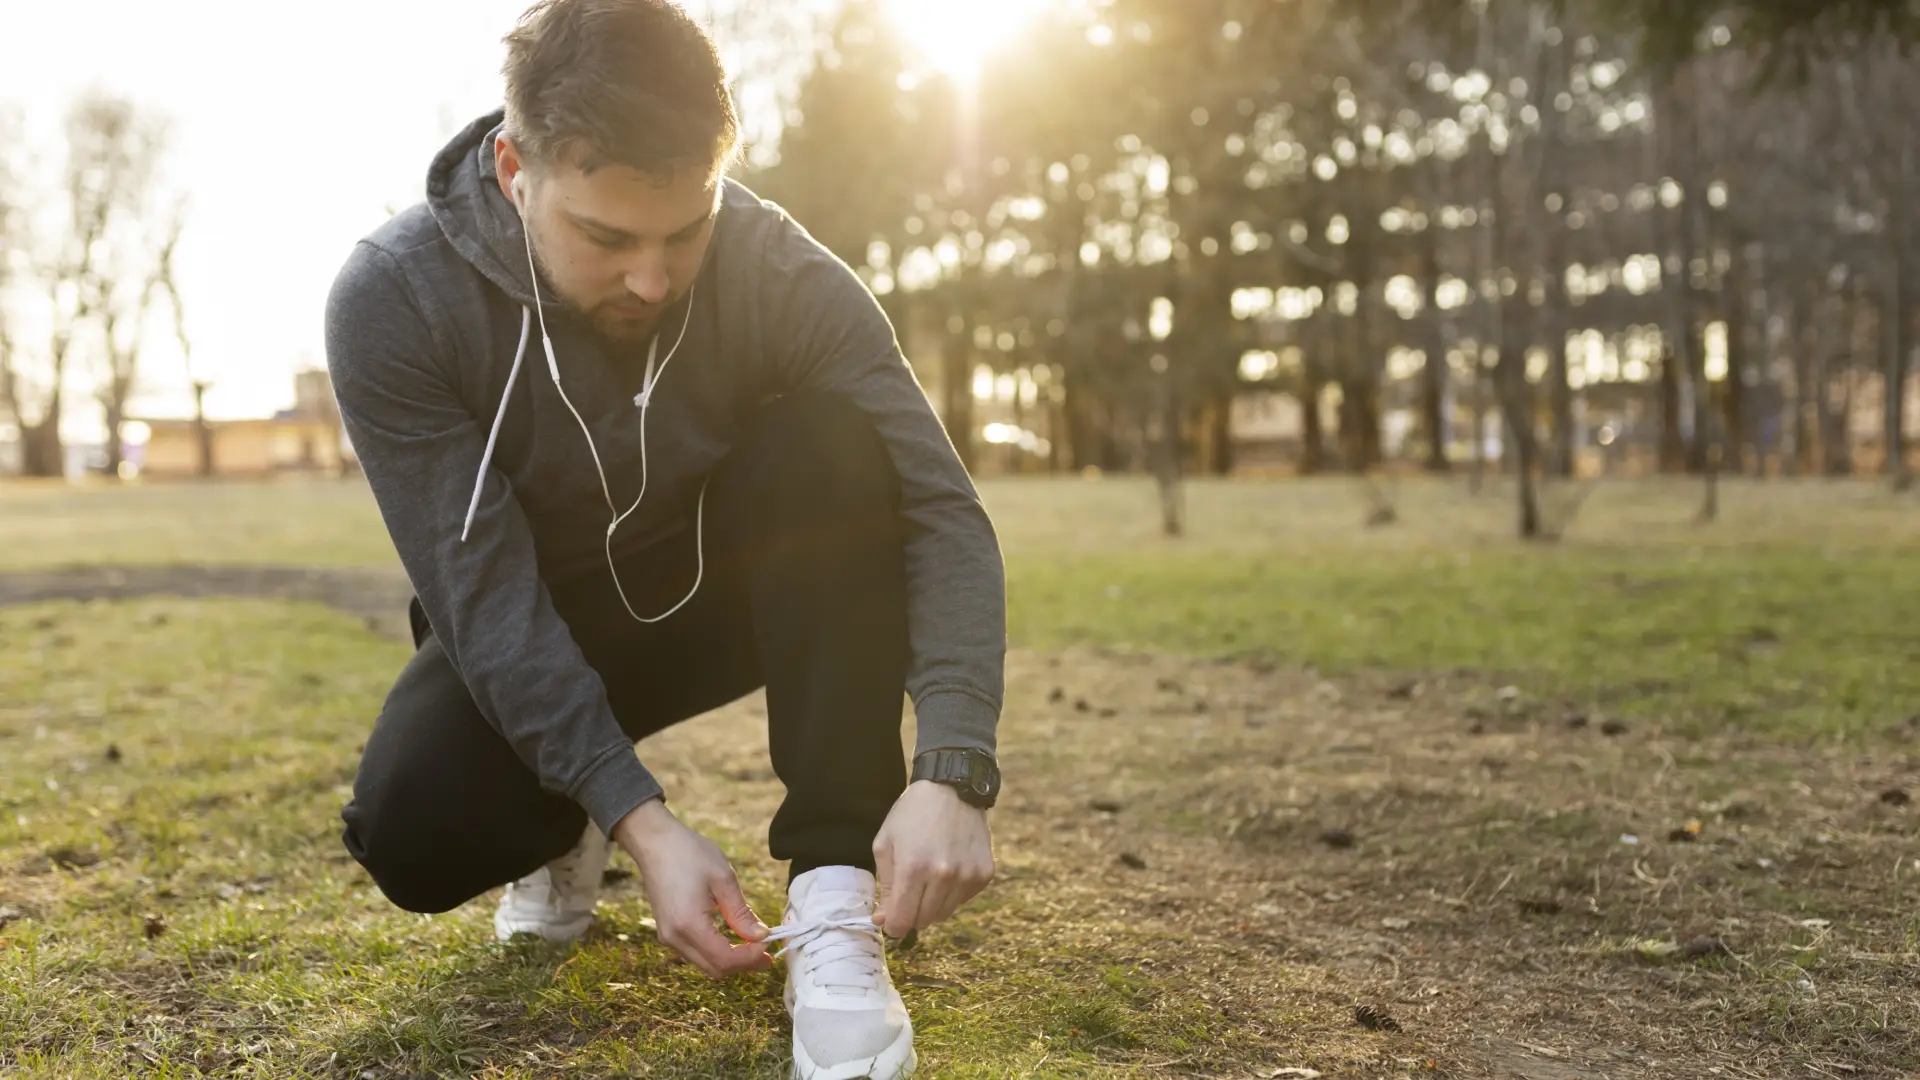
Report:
966,752,1000,799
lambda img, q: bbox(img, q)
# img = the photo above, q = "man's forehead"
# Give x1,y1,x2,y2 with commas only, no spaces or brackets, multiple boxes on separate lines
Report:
556,166,721,232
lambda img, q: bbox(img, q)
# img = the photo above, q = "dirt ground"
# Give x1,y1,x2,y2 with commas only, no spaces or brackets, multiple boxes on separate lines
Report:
3,565,1915,1079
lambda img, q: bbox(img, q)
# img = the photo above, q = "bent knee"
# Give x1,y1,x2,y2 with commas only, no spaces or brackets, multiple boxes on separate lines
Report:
735,392,900,507
341,804,480,915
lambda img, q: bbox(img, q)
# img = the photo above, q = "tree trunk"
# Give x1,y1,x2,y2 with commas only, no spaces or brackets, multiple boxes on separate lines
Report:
940,333,976,473
1153,377,1183,537
1340,373,1381,472
1658,345,1686,472
20,383,64,478
104,401,125,477
1823,291,1855,476
1698,382,1722,523
1341,300,1382,471
1542,207,1574,478
1420,222,1451,473
1884,246,1910,485
1496,338,1542,538
1299,363,1327,475
1816,359,1846,476
1468,349,1487,492
1791,291,1816,477
1676,248,1709,473
1207,389,1235,476
1721,252,1751,476
192,382,215,478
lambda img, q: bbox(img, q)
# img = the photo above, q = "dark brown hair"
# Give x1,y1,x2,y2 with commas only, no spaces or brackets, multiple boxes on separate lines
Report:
503,0,739,178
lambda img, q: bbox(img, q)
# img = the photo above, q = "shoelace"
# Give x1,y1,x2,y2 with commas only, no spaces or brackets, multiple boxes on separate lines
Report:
763,915,885,993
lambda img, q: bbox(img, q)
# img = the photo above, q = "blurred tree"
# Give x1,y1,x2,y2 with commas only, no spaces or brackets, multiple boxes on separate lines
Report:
754,0,1918,528
67,93,173,477
151,205,211,478
0,105,21,465
0,92,172,478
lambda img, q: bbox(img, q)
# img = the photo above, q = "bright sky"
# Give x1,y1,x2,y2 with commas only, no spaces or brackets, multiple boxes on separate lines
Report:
1,0,552,430
0,0,1039,436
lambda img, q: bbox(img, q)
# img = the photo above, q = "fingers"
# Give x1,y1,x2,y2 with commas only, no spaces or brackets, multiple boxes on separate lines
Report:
879,865,926,938
871,833,896,928
712,870,770,942
660,915,771,979
656,871,773,980
911,852,995,932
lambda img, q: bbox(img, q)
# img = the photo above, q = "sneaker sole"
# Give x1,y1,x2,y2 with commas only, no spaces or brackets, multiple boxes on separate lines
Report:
790,1027,915,1080
493,911,593,943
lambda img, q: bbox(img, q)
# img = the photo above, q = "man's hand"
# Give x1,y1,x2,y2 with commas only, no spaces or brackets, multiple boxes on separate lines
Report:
872,780,994,937
612,799,772,979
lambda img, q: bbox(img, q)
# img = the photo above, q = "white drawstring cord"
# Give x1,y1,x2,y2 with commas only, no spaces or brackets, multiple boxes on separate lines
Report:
461,308,533,542
459,205,705,626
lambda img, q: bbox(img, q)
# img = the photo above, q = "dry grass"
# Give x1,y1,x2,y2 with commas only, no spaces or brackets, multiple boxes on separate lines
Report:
2,475,1918,1077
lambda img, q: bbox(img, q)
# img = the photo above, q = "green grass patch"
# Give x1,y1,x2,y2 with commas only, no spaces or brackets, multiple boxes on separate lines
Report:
1008,544,1920,740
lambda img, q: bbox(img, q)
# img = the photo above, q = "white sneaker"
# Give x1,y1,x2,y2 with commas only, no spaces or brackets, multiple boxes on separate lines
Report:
769,866,915,1080
493,823,611,943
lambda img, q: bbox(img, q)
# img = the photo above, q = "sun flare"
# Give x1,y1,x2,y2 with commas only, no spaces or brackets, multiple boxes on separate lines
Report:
880,0,1050,80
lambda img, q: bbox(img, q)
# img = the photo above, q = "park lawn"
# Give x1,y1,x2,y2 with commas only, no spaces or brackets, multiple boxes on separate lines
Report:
0,600,1294,1079
1,474,1917,1076
9,474,1913,743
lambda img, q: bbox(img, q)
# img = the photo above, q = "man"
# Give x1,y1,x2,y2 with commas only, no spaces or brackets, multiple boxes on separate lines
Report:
323,1,1005,1076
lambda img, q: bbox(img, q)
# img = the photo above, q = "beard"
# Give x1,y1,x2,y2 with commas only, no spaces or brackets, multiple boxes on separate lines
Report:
526,235,676,351
584,302,664,349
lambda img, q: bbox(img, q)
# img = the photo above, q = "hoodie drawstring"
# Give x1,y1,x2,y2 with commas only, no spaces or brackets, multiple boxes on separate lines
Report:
457,270,705,625
462,307,533,542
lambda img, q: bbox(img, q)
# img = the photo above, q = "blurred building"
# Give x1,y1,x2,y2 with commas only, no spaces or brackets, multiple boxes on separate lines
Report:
136,370,353,479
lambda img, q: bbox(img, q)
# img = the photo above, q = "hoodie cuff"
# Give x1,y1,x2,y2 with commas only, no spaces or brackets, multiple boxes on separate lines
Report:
912,688,1000,759
570,742,666,836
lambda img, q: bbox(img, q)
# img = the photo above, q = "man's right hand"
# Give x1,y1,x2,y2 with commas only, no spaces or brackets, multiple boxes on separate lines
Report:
611,798,773,979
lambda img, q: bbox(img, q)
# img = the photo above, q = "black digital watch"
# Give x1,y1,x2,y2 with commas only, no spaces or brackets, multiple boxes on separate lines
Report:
911,748,1000,809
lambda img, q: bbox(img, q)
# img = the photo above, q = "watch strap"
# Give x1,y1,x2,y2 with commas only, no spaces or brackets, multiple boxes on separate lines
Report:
912,748,998,806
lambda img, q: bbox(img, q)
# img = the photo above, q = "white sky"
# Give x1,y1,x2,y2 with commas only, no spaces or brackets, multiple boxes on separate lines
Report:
0,0,593,430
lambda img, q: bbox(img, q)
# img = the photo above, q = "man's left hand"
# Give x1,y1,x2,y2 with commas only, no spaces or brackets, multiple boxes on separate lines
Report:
872,780,994,937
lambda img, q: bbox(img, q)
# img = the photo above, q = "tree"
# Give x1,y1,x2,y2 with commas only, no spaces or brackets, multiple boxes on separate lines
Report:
70,95,172,477
151,206,212,478
0,91,173,478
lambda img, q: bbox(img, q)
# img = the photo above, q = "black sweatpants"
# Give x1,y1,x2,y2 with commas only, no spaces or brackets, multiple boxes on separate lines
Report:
340,393,912,914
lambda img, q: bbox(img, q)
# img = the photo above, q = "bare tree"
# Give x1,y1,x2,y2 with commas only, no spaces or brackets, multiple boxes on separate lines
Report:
0,106,21,458
150,205,211,477
67,93,171,477
3,92,171,478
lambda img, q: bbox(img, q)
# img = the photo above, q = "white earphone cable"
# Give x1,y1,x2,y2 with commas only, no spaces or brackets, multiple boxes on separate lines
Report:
510,178,706,624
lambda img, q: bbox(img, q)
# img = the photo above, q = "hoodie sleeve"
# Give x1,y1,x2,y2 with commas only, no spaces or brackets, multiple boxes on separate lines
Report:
325,240,662,835
758,210,1007,759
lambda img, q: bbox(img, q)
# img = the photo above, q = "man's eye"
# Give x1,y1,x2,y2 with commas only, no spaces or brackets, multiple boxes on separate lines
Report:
591,234,628,250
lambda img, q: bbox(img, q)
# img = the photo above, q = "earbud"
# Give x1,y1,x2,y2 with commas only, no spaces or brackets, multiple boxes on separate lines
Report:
510,171,528,210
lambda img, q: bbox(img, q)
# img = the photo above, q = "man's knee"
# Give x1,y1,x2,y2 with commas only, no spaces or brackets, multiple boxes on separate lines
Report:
732,392,899,511
341,795,473,914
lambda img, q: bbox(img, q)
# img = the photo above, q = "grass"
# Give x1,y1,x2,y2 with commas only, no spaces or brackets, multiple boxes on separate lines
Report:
10,473,1917,741
2,600,1273,1078
2,474,1918,1076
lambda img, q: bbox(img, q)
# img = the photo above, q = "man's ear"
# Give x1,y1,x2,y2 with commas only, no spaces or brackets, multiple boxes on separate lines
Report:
494,134,524,204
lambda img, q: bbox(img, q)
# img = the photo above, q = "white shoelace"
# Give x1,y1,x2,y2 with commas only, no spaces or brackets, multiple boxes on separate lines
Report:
764,915,885,993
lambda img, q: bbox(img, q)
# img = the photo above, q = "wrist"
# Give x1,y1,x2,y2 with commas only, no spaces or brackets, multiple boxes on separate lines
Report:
610,796,676,855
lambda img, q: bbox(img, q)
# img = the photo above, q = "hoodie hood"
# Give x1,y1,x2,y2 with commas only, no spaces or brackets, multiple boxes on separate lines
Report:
426,108,547,311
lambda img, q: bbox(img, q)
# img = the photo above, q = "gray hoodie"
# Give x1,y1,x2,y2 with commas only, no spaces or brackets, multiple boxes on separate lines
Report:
324,110,1005,834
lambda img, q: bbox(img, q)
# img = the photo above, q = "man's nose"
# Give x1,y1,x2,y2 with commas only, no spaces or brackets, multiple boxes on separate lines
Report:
624,250,671,305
